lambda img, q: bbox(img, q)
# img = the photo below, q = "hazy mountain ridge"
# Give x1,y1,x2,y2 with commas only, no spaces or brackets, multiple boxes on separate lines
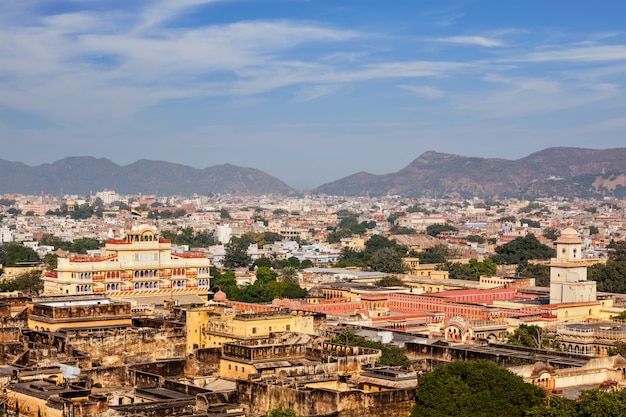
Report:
0,157,295,196
314,147,626,198
1,147,625,197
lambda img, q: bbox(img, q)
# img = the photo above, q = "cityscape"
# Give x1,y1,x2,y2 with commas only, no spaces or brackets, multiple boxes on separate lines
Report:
1,0,626,416
0,188,626,416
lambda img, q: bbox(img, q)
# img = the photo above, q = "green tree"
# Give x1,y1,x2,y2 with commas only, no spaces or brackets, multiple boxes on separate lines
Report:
520,218,541,228
223,242,252,269
71,238,100,254
43,253,58,271
588,225,599,236
253,257,273,268
543,227,561,241
0,243,40,266
220,208,231,219
491,234,556,265
375,275,404,287
364,235,397,254
412,361,544,417
332,332,410,367
426,223,458,237
368,247,406,274
507,324,546,349
417,244,457,264
280,267,299,285
516,263,550,287
0,270,44,294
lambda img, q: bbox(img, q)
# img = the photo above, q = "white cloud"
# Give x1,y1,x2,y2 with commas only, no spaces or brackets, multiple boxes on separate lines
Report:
398,85,444,99
433,35,503,47
517,45,626,62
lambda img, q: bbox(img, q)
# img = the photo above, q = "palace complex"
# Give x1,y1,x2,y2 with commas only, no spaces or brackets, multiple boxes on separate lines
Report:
42,223,212,303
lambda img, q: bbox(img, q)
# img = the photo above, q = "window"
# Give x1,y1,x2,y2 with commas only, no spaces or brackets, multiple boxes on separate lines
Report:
252,327,257,334
286,325,291,331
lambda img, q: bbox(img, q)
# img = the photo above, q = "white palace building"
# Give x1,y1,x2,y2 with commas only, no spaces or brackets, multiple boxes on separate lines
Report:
43,224,212,302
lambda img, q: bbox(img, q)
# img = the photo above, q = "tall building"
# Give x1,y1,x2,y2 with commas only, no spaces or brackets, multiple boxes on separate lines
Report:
43,224,212,302
549,226,598,304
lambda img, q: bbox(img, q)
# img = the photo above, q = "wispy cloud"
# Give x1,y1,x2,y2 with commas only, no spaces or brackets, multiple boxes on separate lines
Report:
398,85,444,99
433,35,504,47
517,45,626,62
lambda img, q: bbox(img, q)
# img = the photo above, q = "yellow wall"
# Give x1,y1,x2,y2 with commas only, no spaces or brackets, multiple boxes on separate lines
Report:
185,307,313,354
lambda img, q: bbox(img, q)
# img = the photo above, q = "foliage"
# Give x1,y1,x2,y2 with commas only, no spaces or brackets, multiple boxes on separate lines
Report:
491,234,556,265
387,212,404,224
426,223,458,237
280,267,299,285
0,198,16,206
542,227,560,241
47,202,101,219
389,225,416,234
519,202,545,214
406,204,430,214
326,228,354,244
0,243,40,267
588,225,599,236
367,247,406,274
39,234,72,251
466,234,485,244
43,253,58,271
520,218,541,228
441,258,497,280
70,238,101,254
332,332,410,367
607,240,626,262
253,257,273,268
411,360,544,417
214,267,307,303
516,263,550,287
527,389,626,417
416,244,458,264
161,227,215,247
365,235,397,253
588,259,626,293
146,208,187,219
507,324,546,349
223,242,252,269
498,215,516,222
375,275,404,287
220,208,231,219
0,270,44,294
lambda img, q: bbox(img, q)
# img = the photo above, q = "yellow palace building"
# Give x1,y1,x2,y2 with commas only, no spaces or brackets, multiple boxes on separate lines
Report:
42,224,212,302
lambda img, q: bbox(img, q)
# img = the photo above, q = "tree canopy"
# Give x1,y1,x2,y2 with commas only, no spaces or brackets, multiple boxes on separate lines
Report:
491,234,556,265
426,224,458,237
332,332,410,367
0,243,40,267
412,360,545,417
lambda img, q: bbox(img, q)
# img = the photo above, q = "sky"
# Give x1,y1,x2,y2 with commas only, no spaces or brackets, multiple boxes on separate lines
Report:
0,0,625,191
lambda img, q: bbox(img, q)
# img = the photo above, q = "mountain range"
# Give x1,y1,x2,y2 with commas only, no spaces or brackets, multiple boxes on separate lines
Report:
1,147,625,198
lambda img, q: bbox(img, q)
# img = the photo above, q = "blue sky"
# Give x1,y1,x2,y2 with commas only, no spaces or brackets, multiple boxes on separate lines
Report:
1,0,625,190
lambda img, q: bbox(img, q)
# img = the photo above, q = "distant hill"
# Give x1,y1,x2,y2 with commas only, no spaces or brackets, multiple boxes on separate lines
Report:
313,147,626,198
0,157,296,195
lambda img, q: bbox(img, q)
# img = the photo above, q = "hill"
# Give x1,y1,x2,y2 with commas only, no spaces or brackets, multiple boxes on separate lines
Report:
0,157,295,196
313,147,626,198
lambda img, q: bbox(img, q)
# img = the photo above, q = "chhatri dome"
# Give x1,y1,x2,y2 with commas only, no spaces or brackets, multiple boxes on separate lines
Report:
213,290,227,302
557,226,582,244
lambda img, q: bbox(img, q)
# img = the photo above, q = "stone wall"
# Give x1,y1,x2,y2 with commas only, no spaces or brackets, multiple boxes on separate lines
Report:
184,347,221,377
65,329,186,366
237,380,416,417
83,366,128,387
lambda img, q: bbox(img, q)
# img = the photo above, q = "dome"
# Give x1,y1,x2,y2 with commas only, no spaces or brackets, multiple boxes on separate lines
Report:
213,290,227,301
557,227,581,244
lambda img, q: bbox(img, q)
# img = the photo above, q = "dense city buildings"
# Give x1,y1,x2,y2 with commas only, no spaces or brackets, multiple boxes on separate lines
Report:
0,191,626,415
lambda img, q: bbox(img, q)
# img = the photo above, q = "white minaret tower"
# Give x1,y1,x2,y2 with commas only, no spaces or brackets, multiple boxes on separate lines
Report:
549,226,596,304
